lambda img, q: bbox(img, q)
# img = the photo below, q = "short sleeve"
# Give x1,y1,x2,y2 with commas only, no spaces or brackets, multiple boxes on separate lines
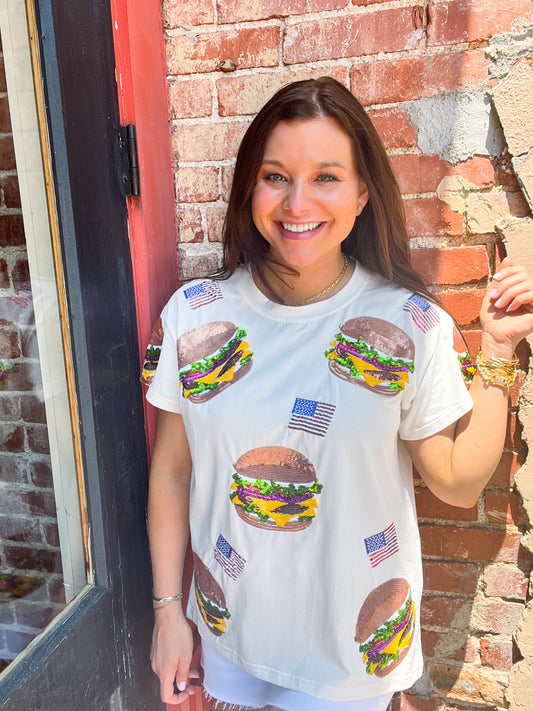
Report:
145,297,182,414
399,309,473,441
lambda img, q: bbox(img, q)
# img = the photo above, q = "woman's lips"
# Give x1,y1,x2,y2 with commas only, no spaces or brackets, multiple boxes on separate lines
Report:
277,221,325,239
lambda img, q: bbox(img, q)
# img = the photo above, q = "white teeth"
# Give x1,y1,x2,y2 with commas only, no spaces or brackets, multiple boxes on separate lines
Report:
281,222,322,233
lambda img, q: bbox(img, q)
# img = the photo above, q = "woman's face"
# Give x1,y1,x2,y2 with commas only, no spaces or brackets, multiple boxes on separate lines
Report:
251,117,369,271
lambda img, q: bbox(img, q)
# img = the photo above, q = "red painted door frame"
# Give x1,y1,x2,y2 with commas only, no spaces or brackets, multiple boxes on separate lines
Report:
109,4,204,710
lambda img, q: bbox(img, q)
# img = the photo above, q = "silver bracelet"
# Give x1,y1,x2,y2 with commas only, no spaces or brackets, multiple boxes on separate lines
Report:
152,592,183,609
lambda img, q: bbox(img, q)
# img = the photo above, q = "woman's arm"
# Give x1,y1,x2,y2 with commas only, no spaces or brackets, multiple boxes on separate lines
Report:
405,258,533,508
148,408,197,705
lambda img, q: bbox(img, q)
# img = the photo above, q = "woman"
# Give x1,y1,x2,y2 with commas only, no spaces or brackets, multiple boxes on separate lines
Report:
145,78,533,711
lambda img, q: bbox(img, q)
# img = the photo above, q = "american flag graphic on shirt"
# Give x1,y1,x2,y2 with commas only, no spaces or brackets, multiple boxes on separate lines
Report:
214,535,245,580
183,281,223,310
403,294,440,333
364,523,399,568
288,398,336,437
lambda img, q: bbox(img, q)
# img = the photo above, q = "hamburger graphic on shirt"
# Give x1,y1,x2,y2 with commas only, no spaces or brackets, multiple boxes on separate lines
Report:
230,446,323,531
355,578,415,676
326,317,415,395
178,321,253,402
193,553,231,636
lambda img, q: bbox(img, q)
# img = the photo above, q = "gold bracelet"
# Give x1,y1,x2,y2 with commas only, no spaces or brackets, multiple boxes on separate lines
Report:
153,592,183,610
476,349,518,388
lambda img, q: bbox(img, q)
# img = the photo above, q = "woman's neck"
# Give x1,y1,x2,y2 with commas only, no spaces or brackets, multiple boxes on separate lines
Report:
254,254,354,306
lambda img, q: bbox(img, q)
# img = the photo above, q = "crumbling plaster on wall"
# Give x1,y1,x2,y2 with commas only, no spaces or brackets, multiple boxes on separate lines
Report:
490,52,533,711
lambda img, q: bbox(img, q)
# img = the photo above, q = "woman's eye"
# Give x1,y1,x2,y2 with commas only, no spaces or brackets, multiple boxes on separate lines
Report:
316,173,338,183
264,172,286,183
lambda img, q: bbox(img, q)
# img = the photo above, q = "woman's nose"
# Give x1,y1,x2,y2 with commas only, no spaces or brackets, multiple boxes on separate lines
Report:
282,180,312,214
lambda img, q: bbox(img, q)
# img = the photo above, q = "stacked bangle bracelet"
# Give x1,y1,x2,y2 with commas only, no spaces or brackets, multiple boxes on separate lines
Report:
476,350,518,388
153,592,183,610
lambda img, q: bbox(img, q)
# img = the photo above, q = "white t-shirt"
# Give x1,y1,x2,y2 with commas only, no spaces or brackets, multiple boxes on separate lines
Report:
146,264,473,702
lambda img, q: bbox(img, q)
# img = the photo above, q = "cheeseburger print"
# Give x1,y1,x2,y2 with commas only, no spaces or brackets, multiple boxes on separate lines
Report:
356,578,415,676
140,317,164,386
326,317,415,395
178,321,253,402
193,552,231,636
230,446,323,531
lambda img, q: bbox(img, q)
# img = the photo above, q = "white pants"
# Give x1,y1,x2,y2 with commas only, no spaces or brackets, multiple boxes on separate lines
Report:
201,644,394,711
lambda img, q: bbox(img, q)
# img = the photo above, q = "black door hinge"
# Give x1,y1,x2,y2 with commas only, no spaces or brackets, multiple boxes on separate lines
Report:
119,124,140,196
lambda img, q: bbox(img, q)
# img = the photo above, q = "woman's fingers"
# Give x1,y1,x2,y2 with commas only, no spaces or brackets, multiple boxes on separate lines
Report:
489,266,533,312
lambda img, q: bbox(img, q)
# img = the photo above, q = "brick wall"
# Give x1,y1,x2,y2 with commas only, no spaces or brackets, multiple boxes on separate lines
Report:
0,37,65,671
161,2,533,709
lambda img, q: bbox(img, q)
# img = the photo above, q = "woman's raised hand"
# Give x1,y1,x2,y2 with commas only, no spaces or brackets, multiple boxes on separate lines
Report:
480,257,533,357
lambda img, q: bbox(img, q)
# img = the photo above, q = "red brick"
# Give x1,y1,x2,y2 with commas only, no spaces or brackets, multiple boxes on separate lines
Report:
166,27,279,76
284,8,424,64
0,454,28,483
217,67,347,117
423,561,479,595
368,108,417,150
0,136,16,171
30,460,54,488
411,246,488,286
471,597,523,634
488,451,522,488
0,516,42,544
457,328,481,359
206,207,227,242
0,57,6,92
27,424,50,455
390,154,449,195
0,96,13,133
427,0,533,46
176,167,219,203
420,524,522,563
496,151,520,189
485,490,525,526
448,156,495,189
405,198,464,238
350,51,489,106
0,214,26,247
0,424,24,452
169,79,213,120
415,486,478,522
390,693,438,711
48,576,66,604
423,628,477,662
221,166,234,201
480,636,513,671
0,175,21,208
20,395,46,425
11,260,30,292
43,522,60,547
483,564,528,600
20,326,39,359
426,661,507,706
218,0,349,23
162,0,214,28
0,394,21,421
4,545,59,574
177,208,204,244
4,363,43,391
0,327,21,358
435,288,485,326
421,595,471,628
0,259,8,288
174,121,248,162
505,412,523,450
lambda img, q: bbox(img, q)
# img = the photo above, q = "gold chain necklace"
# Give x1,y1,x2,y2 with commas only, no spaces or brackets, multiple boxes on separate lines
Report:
291,254,349,307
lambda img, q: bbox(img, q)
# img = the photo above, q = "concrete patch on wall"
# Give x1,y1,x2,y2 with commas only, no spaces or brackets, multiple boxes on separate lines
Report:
487,24,533,81
403,90,504,164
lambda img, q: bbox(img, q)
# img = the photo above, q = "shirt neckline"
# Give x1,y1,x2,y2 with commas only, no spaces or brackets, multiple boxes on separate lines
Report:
235,261,368,321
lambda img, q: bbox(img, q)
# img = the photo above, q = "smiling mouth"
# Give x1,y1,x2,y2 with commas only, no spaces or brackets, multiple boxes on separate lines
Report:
280,222,323,233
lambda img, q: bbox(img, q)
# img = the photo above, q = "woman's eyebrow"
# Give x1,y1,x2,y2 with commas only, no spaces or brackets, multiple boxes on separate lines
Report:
260,159,347,168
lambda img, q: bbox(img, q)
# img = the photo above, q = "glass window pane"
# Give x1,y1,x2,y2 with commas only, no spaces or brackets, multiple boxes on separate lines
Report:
0,4,87,672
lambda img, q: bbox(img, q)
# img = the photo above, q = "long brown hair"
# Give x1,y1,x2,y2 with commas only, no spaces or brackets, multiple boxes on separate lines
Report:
216,76,433,301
